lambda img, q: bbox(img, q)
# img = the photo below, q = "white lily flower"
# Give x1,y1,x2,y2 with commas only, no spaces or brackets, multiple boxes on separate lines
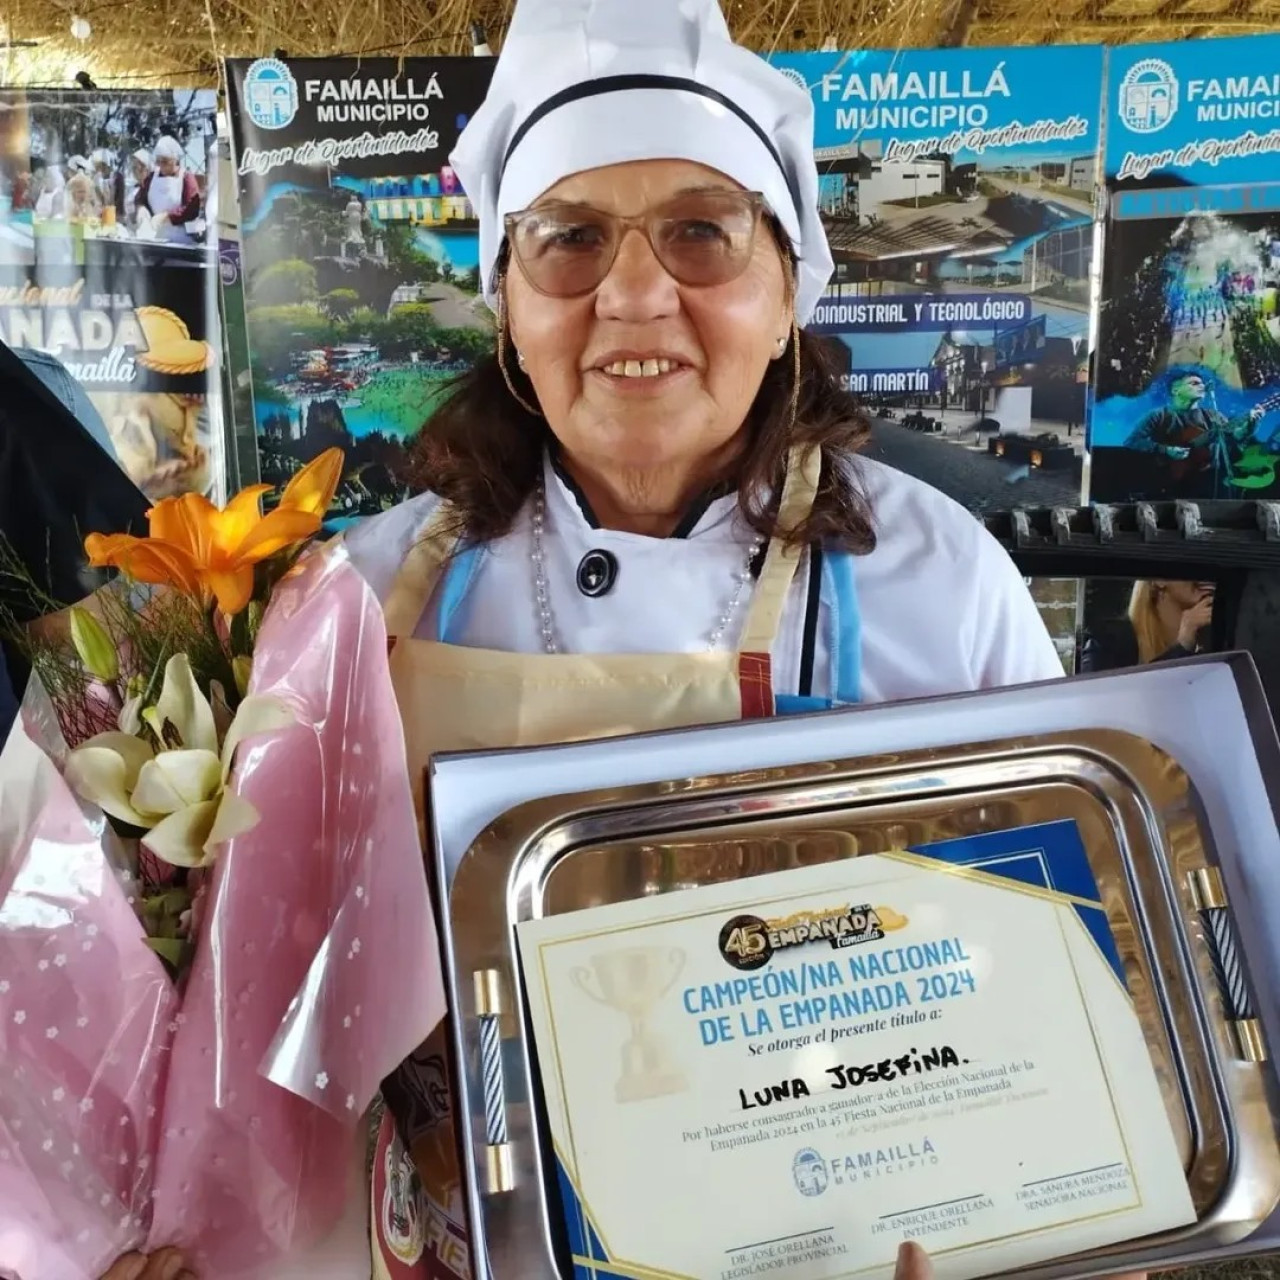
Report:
65,654,294,869
152,655,217,753
118,694,144,737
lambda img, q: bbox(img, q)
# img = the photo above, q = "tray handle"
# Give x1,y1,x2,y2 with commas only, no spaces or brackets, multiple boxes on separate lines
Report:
1190,867,1268,1063
474,968,516,1193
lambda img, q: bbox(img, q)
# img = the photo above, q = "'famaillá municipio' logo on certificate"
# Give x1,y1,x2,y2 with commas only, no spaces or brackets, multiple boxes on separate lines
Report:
244,58,300,130
1118,58,1179,134
793,1148,829,1197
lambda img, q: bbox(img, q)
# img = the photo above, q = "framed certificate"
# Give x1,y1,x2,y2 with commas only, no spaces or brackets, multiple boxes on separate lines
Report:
431,667,1280,1280
516,820,1196,1280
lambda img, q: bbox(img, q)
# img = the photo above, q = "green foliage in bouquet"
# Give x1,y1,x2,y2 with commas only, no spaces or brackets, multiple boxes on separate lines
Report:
0,449,345,979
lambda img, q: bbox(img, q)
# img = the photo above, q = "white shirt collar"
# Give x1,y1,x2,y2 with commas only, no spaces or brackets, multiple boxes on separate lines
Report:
541,449,741,542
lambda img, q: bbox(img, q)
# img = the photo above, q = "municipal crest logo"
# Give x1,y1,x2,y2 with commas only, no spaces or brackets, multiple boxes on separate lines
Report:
793,1147,828,1197
1118,58,1178,134
244,57,299,130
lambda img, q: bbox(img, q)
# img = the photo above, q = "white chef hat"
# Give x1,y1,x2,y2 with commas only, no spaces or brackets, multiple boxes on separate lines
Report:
154,136,184,163
450,0,833,324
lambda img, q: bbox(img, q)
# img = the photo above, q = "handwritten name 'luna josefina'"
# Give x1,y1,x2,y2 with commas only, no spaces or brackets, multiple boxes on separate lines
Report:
738,1045,963,1111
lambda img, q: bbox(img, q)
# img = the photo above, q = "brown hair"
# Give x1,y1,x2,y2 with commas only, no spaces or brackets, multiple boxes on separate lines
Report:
407,237,877,553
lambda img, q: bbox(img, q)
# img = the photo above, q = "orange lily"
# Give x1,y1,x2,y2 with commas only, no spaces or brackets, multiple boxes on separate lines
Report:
146,488,320,615
278,448,344,519
85,531,203,598
85,450,344,616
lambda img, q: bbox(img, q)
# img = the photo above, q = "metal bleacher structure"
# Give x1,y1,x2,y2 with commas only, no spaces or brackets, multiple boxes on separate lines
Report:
982,499,1280,708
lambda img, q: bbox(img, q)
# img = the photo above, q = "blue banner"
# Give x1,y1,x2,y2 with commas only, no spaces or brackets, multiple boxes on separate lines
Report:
1091,37,1280,503
771,46,1101,512
839,367,941,396
808,291,1032,336
1105,38,1280,186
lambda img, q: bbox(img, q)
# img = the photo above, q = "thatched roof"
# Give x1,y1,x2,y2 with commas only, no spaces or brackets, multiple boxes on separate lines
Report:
0,0,1271,89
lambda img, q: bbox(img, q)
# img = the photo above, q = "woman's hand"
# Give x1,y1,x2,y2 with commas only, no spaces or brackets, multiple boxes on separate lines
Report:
894,1242,932,1280
100,1248,195,1280
1176,591,1215,650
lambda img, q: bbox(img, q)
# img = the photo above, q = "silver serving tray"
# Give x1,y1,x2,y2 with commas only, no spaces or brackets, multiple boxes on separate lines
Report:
441,729,1280,1279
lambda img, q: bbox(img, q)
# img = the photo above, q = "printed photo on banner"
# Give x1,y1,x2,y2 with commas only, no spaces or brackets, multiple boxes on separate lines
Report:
770,47,1103,515
1092,36,1280,502
0,90,216,267
226,57,495,529
0,89,223,501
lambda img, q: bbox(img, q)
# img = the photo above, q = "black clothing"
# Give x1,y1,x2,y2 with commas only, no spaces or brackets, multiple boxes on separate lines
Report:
1078,619,1194,673
0,339,149,734
1124,404,1252,500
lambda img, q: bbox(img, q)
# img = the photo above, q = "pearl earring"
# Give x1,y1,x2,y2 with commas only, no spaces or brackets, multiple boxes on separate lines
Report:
516,350,527,369
775,335,788,355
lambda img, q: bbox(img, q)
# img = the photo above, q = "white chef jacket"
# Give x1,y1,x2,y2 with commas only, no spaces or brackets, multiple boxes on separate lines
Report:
345,451,1062,705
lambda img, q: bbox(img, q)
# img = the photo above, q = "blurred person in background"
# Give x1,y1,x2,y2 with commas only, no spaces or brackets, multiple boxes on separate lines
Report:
124,148,152,223
0,343,143,743
1079,580,1215,673
67,168,103,222
135,136,201,236
91,148,117,214
34,164,66,219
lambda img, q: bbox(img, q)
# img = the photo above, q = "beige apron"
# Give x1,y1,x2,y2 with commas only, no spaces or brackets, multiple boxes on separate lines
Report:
370,446,819,1280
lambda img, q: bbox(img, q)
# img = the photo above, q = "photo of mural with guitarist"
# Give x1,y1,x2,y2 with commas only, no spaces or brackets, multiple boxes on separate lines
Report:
1091,207,1280,501
1091,36,1280,503
1078,578,1219,673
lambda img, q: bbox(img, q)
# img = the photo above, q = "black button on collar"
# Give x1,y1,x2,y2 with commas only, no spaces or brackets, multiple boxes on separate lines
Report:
576,549,618,597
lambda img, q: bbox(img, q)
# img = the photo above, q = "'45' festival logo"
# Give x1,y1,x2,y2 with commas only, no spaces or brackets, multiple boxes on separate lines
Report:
718,903,909,971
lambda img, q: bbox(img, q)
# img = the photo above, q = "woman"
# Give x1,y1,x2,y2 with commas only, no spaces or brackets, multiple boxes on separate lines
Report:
106,0,1066,1274
134,137,201,235
90,148,117,214
124,148,152,223
1080,580,1215,672
66,168,102,222
33,165,65,220
354,0,1061,1268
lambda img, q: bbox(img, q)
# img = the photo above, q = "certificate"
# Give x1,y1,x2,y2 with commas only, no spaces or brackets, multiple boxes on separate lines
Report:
515,820,1197,1280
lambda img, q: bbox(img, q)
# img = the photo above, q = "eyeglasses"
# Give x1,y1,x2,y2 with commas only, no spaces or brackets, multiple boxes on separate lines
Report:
504,190,766,298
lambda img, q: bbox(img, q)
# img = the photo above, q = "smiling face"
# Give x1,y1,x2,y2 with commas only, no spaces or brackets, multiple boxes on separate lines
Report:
503,159,793,518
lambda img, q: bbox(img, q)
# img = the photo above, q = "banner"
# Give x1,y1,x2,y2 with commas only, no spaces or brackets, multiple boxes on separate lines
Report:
0,90,222,502
769,47,1103,515
1092,36,1280,501
225,56,495,528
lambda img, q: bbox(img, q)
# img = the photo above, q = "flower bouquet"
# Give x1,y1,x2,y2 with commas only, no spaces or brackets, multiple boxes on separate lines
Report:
0,452,444,1279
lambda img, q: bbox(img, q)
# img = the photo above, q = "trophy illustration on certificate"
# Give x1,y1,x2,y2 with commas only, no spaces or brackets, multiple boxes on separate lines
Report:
571,946,688,1103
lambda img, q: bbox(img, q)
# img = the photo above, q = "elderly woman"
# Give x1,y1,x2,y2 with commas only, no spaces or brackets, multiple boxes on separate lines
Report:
103,2,1091,1278
134,136,201,234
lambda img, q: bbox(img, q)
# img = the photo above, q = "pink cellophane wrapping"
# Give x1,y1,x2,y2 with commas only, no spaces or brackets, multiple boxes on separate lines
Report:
0,545,445,1279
